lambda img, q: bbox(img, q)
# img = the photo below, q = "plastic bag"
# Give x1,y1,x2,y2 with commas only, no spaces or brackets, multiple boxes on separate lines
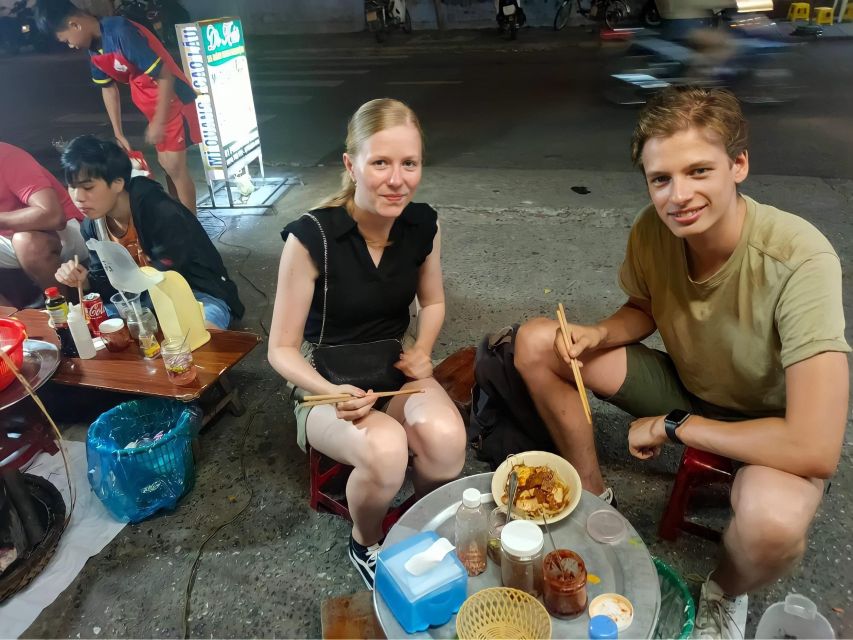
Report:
87,398,201,523
654,557,696,639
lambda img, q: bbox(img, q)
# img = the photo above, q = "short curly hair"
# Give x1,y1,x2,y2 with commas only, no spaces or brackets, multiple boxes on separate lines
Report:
630,87,748,168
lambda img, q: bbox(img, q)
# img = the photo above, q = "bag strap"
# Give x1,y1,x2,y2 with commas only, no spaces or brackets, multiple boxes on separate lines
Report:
302,213,328,347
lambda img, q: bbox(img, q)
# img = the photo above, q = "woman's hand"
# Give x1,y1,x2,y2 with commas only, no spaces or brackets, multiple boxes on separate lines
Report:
55,259,88,288
553,321,606,366
395,345,433,380
332,384,378,423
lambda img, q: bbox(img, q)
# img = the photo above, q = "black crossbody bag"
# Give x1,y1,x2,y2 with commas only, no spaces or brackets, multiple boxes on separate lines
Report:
303,213,406,392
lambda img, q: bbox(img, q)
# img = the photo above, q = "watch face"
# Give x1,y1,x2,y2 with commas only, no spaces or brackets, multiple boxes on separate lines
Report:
667,409,690,424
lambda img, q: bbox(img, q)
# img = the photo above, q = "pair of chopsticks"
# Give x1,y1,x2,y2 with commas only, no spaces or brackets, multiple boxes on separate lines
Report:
556,303,593,425
298,388,424,409
73,255,89,326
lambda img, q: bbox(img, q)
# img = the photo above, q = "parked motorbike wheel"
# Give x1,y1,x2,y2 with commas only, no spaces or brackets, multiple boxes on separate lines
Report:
403,9,412,33
554,0,574,30
641,1,661,28
603,0,630,30
510,18,518,39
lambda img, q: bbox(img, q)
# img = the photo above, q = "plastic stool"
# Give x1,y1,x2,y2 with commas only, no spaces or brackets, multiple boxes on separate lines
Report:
308,445,416,534
814,6,834,24
845,4,853,21
787,2,810,21
658,447,734,542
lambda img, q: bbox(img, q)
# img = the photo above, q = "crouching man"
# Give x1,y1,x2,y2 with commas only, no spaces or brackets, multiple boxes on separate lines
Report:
54,135,243,329
514,87,849,638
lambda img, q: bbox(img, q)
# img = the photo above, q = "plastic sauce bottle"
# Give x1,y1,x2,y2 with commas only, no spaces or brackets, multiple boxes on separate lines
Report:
67,304,96,359
44,287,77,357
455,488,488,576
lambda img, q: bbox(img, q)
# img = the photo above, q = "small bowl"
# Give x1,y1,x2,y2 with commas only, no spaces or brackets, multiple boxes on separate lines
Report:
490,450,582,525
456,587,551,640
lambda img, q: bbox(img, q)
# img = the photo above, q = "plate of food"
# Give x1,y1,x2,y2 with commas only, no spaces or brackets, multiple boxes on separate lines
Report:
490,451,582,525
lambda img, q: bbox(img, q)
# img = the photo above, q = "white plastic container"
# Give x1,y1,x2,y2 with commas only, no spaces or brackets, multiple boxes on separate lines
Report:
67,304,96,359
754,593,835,639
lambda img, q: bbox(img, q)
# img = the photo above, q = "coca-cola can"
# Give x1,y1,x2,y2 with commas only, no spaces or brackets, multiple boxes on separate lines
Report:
82,293,108,335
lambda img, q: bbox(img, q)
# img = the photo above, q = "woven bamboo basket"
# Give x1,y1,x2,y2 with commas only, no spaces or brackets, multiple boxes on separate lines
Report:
456,587,552,639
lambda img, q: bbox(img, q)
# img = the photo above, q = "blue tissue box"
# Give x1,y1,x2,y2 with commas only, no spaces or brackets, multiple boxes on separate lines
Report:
375,531,468,634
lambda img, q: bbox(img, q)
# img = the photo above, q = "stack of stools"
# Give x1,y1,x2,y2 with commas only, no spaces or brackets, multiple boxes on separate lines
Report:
787,2,811,22
813,6,835,24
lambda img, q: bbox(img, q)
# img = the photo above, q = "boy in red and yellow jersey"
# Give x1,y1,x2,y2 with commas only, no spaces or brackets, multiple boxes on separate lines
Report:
36,0,200,214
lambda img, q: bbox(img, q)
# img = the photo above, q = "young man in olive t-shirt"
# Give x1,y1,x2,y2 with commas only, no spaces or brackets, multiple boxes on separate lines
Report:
514,87,849,639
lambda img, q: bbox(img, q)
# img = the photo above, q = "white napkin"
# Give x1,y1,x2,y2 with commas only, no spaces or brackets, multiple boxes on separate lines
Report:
404,538,456,576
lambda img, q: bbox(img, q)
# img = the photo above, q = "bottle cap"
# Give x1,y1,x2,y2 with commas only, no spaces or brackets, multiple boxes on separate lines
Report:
462,488,481,509
588,593,634,631
500,519,543,557
588,614,619,639
44,286,60,297
586,509,627,544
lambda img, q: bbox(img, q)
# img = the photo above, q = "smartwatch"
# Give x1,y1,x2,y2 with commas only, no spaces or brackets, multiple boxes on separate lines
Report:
664,409,691,444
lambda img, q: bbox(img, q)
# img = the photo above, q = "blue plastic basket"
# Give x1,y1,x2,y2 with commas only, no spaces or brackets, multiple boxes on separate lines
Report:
87,398,201,523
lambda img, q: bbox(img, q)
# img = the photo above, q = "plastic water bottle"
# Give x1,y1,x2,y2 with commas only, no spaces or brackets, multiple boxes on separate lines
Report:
455,488,488,576
67,304,96,359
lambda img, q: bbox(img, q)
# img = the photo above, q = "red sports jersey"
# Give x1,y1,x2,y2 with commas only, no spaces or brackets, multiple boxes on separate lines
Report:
89,16,196,122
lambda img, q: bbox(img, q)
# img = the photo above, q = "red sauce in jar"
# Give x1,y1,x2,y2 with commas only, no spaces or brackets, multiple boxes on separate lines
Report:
542,549,588,619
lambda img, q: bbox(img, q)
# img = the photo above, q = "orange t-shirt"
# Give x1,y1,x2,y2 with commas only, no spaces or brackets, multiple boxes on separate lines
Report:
109,216,150,267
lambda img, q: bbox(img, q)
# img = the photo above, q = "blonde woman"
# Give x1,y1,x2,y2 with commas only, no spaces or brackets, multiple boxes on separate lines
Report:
268,99,466,589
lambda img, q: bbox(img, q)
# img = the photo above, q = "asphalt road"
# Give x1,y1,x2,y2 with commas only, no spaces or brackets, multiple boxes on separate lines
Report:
0,26,851,179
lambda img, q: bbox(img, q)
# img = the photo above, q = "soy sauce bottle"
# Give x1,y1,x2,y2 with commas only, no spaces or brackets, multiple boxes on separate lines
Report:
44,287,78,357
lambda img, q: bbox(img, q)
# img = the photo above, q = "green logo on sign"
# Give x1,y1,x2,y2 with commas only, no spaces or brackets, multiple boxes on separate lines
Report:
202,20,245,65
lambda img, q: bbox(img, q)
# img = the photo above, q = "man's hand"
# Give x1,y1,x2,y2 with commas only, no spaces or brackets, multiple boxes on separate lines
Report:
144,122,165,146
331,384,378,423
553,321,606,366
55,259,89,288
628,415,668,459
114,135,132,152
395,345,433,380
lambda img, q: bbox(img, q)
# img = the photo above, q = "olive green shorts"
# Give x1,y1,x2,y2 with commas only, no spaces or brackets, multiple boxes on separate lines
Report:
599,344,780,422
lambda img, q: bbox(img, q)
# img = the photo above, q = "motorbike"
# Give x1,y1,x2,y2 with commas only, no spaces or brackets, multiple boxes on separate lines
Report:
604,9,799,105
553,0,631,31
365,0,412,43
0,0,54,55
496,0,526,39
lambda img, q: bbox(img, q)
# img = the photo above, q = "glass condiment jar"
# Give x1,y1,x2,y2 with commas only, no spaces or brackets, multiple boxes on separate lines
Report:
500,520,544,597
161,338,197,385
543,549,588,618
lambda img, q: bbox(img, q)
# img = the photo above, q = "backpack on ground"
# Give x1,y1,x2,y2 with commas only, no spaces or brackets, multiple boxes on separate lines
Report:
467,324,556,470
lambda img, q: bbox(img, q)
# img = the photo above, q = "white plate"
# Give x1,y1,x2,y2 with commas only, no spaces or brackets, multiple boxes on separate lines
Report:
490,450,582,525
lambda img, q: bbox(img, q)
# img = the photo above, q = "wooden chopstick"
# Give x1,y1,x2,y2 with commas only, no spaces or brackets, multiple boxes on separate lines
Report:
73,255,85,313
299,388,425,408
556,303,593,425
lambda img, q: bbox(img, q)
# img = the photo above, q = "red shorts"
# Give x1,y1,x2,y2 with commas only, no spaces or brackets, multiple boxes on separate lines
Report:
156,100,201,153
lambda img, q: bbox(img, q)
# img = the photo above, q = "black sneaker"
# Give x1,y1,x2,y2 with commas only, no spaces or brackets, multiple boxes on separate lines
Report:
348,535,382,590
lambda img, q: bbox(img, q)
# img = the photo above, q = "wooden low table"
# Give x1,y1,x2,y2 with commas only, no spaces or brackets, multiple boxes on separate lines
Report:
12,308,261,425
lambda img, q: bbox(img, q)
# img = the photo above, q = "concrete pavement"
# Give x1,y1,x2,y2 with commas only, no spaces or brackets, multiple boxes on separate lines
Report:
19,161,853,638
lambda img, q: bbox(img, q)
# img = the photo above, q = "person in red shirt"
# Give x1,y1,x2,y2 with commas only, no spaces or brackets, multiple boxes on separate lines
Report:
0,142,87,305
35,0,201,214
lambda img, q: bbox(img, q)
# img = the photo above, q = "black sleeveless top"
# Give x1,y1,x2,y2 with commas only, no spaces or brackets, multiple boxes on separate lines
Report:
280,202,438,345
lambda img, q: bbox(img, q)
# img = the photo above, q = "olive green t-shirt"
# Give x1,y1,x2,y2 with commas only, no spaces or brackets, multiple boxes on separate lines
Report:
619,195,850,415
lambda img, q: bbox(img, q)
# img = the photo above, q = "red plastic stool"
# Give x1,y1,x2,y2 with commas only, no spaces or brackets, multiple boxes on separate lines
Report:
658,447,735,542
308,445,416,534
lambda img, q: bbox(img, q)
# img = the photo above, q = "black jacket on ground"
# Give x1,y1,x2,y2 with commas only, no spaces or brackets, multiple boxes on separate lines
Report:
81,177,244,318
